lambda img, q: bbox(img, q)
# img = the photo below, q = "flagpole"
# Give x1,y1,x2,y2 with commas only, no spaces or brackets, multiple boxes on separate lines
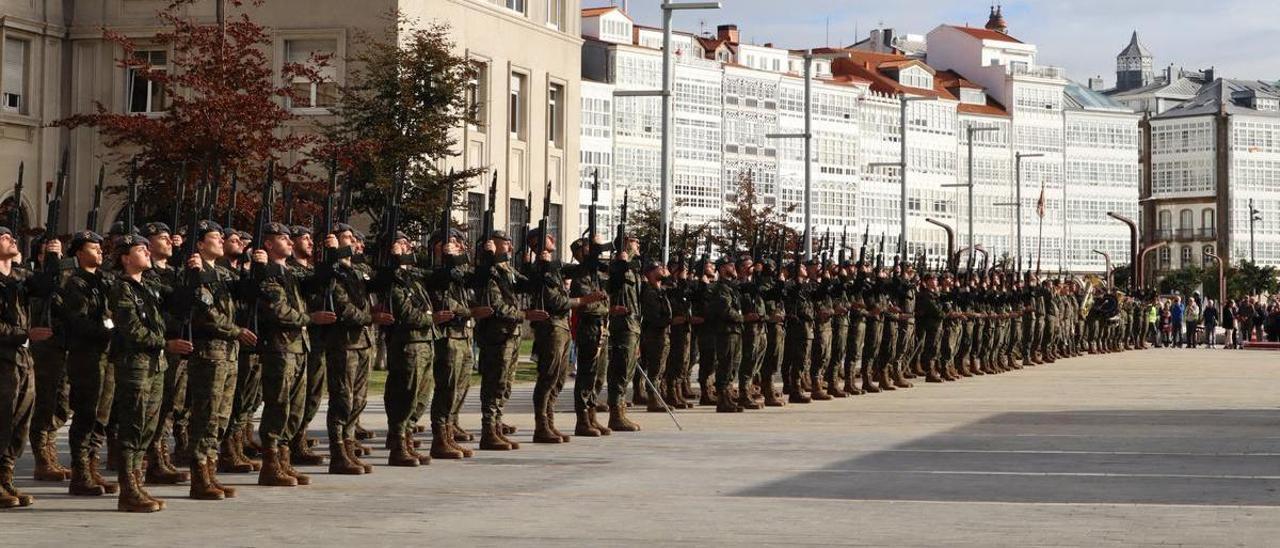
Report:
1035,179,1045,272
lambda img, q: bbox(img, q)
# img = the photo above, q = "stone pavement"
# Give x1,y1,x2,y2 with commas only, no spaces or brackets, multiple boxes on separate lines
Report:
5,348,1280,547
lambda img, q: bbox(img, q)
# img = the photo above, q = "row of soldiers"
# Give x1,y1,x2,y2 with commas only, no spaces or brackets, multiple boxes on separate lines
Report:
0,214,1151,512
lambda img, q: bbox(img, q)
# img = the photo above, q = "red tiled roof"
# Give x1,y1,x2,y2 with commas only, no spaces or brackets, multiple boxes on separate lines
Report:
581,7,617,17
934,70,982,89
947,25,1022,44
935,70,1009,117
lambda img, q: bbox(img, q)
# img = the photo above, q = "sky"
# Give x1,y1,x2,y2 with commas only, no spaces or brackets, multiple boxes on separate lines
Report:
583,0,1280,86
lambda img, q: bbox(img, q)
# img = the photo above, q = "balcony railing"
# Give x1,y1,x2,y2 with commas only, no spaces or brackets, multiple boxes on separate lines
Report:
1198,227,1217,239
1175,228,1195,241
1010,63,1065,80
1155,229,1174,241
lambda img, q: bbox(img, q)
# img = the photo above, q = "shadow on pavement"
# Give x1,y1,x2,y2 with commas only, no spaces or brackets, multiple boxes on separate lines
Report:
734,409,1280,506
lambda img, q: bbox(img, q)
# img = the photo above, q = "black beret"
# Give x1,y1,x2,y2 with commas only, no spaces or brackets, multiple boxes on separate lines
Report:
0,227,11,238
194,220,224,241
290,225,312,238
141,222,171,238
331,222,355,236
488,230,510,242
70,230,105,252
263,222,291,237
116,233,149,253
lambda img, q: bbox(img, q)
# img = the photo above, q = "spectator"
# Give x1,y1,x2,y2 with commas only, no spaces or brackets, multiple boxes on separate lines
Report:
1184,299,1201,348
1222,299,1238,349
1170,296,1185,347
1254,299,1267,342
1159,302,1173,347
1202,299,1218,348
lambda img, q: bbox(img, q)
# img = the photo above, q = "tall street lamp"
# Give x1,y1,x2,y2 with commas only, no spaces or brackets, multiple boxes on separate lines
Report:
944,125,999,271
865,94,935,258
1249,198,1262,264
767,51,813,259
613,1,721,264
1006,152,1044,268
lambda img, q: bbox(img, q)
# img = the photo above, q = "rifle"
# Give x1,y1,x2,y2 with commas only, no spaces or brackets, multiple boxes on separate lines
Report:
537,180,551,254
182,177,209,340
478,170,497,253
839,226,848,265
282,180,294,226
517,189,531,268
205,161,221,222
44,149,68,251
224,170,239,230
319,157,340,311
86,165,104,232
250,162,277,331
337,173,354,224
10,161,22,232
584,170,600,270
858,225,869,266
614,188,629,259
171,165,186,233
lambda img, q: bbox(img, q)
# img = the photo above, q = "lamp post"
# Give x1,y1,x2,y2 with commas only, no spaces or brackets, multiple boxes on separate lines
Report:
1204,252,1226,307
944,125,999,270
1011,152,1044,267
767,51,812,259
1249,198,1261,264
612,2,721,264
1107,212,1139,293
925,217,956,271
1137,242,1169,289
865,94,935,258
1093,249,1112,291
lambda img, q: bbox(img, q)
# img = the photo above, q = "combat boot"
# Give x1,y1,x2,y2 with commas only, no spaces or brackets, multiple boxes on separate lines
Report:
354,423,374,441
429,425,464,460
451,423,474,443
218,436,247,473
533,413,563,443
405,432,432,465
328,439,366,474
608,403,642,431
698,383,715,406
809,376,833,401
926,359,945,383
645,392,666,413
88,452,119,494
290,432,325,466
205,458,237,497
188,458,224,500
859,366,881,393
632,382,648,406
892,366,914,388
480,423,515,450
351,438,372,457
575,409,603,437
159,438,189,482
257,448,298,487
0,486,18,509
344,439,375,472
681,378,698,400
875,368,896,391
69,457,106,496
445,425,475,458
763,377,788,406
117,466,161,513
0,466,33,507
588,407,612,436
496,422,521,449
842,375,864,397
545,408,571,443
32,435,70,482
133,467,165,510
736,388,763,410
145,443,187,485
277,446,311,485
716,389,740,413
388,432,424,464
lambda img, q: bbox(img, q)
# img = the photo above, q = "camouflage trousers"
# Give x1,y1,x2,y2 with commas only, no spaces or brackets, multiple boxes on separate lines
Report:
187,341,237,461
573,320,607,412
639,327,669,400
385,340,433,436
152,351,188,455
0,349,34,470
479,333,521,426
665,324,691,390
430,337,473,428
534,325,572,420
861,319,882,375
844,316,865,380
28,342,68,455
296,347,326,443
259,352,306,449
112,351,165,471
326,345,373,442
738,323,765,392
695,325,716,390
67,348,113,465
828,317,848,384
714,330,743,392
226,351,262,442
763,322,785,384
809,320,832,381
782,322,812,390
606,329,640,406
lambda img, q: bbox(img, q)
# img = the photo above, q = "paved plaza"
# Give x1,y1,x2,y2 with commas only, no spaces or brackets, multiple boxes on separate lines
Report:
5,348,1280,547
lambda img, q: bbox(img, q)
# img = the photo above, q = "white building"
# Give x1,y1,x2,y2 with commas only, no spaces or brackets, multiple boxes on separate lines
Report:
576,6,1141,273
1146,79,1280,270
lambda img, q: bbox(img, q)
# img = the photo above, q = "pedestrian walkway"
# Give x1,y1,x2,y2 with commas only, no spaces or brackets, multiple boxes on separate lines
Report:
6,348,1279,547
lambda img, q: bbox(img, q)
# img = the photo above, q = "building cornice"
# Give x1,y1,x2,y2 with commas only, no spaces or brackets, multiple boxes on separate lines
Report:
441,0,583,48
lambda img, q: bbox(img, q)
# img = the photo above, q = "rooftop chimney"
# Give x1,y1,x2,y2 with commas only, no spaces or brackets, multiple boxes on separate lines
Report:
1088,76,1105,91
717,24,740,44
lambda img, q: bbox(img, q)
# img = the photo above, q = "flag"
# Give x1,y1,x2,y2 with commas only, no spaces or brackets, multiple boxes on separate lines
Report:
1035,180,1046,219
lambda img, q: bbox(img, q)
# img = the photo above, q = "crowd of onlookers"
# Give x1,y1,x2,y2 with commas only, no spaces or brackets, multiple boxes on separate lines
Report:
1149,294,1279,349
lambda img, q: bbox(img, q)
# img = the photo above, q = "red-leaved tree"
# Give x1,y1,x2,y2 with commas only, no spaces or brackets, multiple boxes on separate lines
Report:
56,0,324,231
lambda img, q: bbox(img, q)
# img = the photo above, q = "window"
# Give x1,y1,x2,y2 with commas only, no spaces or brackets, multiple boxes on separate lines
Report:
285,39,337,110
1203,245,1215,266
468,61,489,129
509,73,526,139
1201,208,1215,230
546,0,563,29
2,38,27,113
505,0,526,14
1180,246,1192,268
1179,209,1193,230
1158,246,1171,268
547,83,563,147
508,198,527,252
128,50,167,113
467,192,485,254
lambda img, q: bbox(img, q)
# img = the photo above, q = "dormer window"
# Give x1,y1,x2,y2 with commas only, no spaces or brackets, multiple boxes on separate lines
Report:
960,88,986,105
1254,98,1279,112
898,66,933,90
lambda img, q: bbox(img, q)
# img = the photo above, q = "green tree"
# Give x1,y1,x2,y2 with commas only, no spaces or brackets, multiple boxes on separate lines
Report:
1228,260,1279,298
626,189,709,261
324,14,483,237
